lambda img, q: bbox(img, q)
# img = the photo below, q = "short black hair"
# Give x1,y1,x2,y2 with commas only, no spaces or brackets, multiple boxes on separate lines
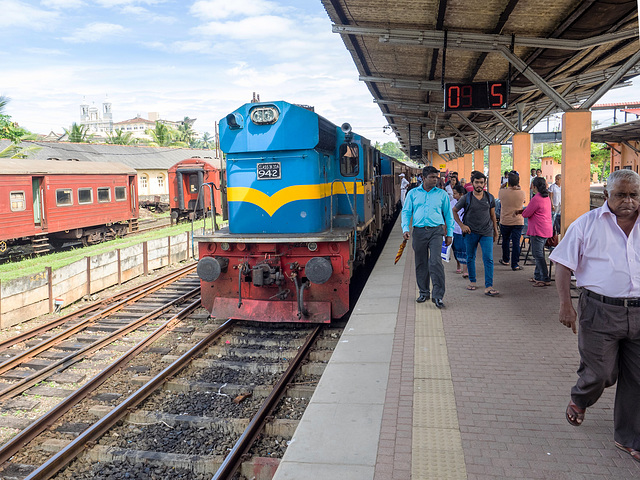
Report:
452,184,466,196
508,171,520,186
471,171,486,182
423,166,439,176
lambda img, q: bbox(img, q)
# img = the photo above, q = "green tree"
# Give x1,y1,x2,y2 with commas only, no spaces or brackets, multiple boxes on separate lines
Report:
379,141,409,161
0,95,8,115
64,122,90,143
145,121,186,148
178,116,196,145
106,129,136,145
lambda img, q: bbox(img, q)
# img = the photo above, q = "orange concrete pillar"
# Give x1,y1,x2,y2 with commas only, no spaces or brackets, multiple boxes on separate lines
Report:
488,144,501,196
513,132,531,200
474,148,484,176
561,110,591,233
463,153,473,184
453,157,460,176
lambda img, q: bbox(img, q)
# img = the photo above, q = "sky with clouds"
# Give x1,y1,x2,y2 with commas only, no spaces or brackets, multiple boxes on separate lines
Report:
2,0,638,145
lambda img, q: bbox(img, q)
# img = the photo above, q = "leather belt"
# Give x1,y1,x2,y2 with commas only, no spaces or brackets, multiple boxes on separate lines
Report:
584,289,640,308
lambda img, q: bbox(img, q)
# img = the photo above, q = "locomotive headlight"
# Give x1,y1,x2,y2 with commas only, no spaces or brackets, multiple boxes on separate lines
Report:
307,242,318,252
250,106,279,125
220,242,230,251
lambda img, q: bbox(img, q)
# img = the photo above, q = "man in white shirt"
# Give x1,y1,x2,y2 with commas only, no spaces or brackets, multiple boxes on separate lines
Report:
399,173,410,206
550,169,640,463
548,174,562,227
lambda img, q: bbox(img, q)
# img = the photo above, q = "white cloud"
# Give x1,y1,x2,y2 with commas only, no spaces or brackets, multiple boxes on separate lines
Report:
193,15,295,40
3,0,59,29
40,0,85,8
62,22,129,43
23,47,67,55
170,40,214,54
121,5,175,23
190,0,284,20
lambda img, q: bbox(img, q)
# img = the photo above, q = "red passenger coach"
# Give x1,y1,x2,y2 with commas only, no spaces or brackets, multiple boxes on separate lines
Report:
0,160,138,254
168,158,222,223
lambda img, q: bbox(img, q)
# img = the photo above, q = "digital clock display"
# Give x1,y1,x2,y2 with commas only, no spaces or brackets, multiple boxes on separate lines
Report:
444,82,508,112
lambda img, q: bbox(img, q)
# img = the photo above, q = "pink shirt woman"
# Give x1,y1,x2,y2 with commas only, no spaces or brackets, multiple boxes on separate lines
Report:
523,193,553,238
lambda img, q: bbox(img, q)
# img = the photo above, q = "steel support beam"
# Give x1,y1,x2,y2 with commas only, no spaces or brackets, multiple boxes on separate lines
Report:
447,122,478,150
374,99,443,112
457,113,493,144
498,45,573,111
332,24,636,51
360,75,441,91
580,49,640,109
491,111,518,134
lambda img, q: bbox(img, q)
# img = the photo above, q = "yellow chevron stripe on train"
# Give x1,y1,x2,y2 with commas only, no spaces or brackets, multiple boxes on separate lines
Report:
219,101,417,234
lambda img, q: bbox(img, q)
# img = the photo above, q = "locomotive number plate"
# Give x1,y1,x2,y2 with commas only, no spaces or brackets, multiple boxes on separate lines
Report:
257,162,281,180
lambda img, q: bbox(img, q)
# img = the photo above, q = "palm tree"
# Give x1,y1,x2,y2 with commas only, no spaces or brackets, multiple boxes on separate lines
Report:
0,143,41,158
145,121,186,148
201,131,213,149
178,116,196,145
0,95,8,115
106,129,136,145
64,123,90,143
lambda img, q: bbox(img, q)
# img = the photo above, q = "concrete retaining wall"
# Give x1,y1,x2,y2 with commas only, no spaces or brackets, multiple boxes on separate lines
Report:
0,232,194,328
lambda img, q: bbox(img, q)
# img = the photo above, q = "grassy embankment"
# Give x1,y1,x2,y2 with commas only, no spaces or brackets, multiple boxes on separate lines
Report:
0,217,225,283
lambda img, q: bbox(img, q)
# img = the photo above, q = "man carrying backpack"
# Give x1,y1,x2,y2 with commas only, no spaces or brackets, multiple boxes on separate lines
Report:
452,172,500,296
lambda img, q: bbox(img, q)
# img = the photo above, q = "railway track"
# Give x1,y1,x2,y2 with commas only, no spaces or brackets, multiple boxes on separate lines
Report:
0,292,343,480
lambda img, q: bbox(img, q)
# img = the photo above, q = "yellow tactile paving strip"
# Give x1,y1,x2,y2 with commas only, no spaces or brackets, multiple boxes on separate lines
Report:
412,286,467,480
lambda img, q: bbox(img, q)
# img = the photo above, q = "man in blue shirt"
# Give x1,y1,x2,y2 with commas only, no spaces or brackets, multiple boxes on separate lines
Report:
402,166,454,308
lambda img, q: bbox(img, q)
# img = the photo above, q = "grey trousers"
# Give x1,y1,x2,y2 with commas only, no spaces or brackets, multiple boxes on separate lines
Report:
412,226,445,300
572,292,640,449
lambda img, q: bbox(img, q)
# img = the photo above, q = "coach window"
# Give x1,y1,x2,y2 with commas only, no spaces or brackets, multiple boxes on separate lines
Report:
78,188,93,204
189,174,198,193
97,187,111,203
115,186,126,201
56,188,73,206
10,191,26,211
339,143,359,177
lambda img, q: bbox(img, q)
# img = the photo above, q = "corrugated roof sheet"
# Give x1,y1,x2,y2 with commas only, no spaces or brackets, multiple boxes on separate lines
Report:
0,140,222,170
0,159,136,175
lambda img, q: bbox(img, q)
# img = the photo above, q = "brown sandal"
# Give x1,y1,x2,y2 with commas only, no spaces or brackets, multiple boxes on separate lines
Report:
615,442,640,463
532,281,550,287
566,401,585,426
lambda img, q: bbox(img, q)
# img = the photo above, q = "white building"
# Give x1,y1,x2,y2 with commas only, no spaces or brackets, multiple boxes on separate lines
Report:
112,116,157,141
79,98,113,136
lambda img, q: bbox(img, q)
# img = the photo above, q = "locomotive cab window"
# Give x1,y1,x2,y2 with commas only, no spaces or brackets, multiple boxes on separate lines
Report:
115,186,126,201
97,187,111,203
78,188,93,204
339,143,359,177
56,188,73,206
10,191,26,211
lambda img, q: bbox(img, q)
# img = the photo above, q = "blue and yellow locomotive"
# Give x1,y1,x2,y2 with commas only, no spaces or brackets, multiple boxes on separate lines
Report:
195,101,414,323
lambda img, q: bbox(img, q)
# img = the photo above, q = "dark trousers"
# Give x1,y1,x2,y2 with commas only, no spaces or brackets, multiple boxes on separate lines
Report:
530,235,550,282
412,226,445,300
572,292,640,449
499,224,523,268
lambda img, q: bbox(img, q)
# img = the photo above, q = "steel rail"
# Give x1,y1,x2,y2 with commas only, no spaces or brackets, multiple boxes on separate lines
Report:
0,263,196,354
21,318,234,480
0,286,200,402
0,298,204,467
0,265,196,378
213,325,322,480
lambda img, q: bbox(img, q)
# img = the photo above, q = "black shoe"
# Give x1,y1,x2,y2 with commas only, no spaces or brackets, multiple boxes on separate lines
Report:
432,298,444,309
416,294,429,303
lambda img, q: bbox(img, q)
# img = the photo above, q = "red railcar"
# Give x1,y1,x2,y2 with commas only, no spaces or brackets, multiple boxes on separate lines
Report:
168,158,223,224
0,160,138,254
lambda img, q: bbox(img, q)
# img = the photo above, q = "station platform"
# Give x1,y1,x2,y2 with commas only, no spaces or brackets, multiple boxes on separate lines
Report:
273,216,640,480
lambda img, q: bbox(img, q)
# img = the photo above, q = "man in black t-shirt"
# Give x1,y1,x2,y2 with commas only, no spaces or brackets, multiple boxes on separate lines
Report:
452,172,500,296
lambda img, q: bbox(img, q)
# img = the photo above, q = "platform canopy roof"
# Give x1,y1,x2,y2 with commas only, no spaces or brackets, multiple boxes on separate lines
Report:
591,117,640,143
322,0,640,162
